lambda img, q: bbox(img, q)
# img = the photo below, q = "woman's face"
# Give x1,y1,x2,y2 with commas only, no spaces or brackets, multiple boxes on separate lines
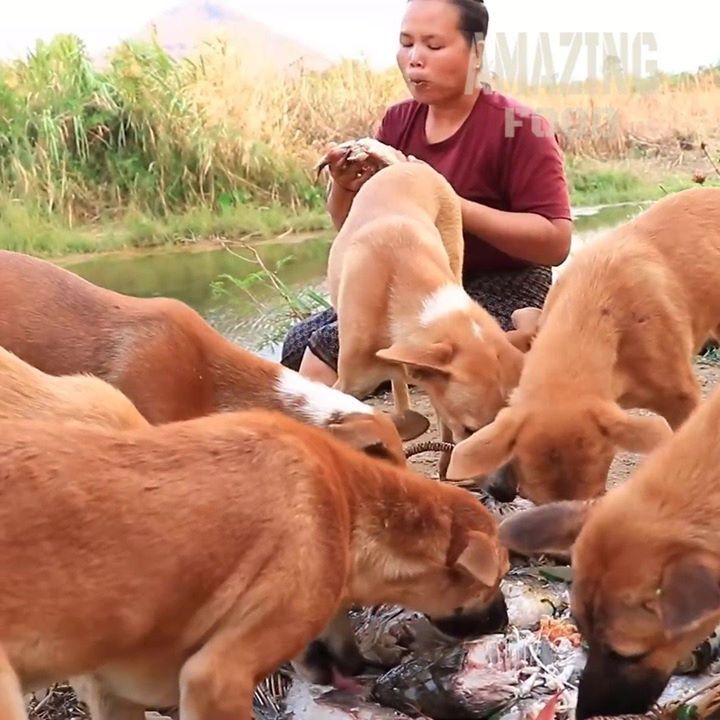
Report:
397,0,478,106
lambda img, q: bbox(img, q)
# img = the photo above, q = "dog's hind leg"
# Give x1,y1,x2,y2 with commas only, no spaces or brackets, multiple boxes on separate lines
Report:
0,646,28,720
70,674,144,720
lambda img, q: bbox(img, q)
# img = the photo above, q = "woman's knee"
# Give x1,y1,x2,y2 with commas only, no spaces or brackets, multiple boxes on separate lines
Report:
280,309,337,371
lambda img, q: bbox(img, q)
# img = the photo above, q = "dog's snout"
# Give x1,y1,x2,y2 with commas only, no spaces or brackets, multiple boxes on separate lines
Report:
575,645,669,720
485,463,518,503
430,590,508,639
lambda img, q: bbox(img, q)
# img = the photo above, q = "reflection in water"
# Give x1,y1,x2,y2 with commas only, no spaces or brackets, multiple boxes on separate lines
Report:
62,234,333,360
61,202,648,361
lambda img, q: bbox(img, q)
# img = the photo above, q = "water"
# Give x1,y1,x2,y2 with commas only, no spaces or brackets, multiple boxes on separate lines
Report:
60,201,650,362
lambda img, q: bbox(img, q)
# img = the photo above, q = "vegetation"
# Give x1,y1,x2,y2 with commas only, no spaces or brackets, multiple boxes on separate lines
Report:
1,33,719,256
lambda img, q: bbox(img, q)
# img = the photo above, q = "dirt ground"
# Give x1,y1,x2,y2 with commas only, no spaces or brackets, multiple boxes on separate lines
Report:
366,358,720,489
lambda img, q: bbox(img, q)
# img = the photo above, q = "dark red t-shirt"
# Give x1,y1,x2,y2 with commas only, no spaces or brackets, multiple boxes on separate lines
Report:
375,87,572,277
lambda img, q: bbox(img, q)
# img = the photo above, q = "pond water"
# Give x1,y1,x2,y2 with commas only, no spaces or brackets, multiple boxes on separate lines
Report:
61,201,650,362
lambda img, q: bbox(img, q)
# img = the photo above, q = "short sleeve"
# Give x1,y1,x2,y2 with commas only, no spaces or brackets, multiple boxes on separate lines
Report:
502,110,572,220
375,108,398,146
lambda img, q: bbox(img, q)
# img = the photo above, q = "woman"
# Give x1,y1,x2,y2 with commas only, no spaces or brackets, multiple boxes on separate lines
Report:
281,0,573,387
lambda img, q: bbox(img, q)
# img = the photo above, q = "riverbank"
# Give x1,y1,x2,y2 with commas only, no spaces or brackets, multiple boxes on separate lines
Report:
3,35,720,260
3,159,718,261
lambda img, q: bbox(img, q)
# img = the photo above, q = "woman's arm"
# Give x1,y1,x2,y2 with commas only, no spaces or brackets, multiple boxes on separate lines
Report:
460,199,572,266
471,107,574,267
326,182,357,230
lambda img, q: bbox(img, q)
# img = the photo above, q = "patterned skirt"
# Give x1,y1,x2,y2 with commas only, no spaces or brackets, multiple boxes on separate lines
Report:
279,265,552,372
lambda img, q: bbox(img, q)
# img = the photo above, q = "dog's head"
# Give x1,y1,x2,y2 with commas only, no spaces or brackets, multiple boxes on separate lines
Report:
357,483,511,640
498,499,720,718
445,399,673,504
375,328,525,444
325,411,410,466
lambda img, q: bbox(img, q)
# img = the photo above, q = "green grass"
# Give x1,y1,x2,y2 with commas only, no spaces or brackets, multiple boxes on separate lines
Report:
0,197,331,257
3,159,718,259
2,164,716,258
567,161,720,207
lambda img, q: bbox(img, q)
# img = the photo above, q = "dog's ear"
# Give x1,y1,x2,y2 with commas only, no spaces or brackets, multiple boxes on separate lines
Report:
658,554,720,639
390,408,430,442
445,406,525,480
452,530,505,586
590,401,673,453
498,500,594,557
376,341,454,378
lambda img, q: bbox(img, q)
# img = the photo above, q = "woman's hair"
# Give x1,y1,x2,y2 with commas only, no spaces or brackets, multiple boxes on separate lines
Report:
448,0,490,46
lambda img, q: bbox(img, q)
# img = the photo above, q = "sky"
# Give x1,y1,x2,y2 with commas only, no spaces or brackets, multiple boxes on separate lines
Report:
3,0,719,80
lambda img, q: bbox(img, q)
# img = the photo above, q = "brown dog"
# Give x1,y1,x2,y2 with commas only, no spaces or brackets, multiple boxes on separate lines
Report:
325,158,526,465
0,250,412,465
0,345,148,430
0,409,509,720
446,186,720,503
496,381,720,719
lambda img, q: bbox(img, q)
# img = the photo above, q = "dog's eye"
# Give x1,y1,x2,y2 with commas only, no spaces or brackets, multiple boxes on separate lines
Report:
364,443,391,461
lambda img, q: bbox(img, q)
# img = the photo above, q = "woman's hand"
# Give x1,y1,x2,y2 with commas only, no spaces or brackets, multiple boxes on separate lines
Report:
317,139,408,193
323,145,381,192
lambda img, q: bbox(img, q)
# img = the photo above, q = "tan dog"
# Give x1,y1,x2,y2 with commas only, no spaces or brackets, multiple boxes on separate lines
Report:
446,186,720,504
324,158,526,462
496,381,720,719
0,250,410,465
0,345,148,430
0,409,509,720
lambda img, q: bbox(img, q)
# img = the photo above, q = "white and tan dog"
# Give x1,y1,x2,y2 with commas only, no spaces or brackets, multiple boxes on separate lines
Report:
0,250,408,465
447,186,720,504
323,154,526,461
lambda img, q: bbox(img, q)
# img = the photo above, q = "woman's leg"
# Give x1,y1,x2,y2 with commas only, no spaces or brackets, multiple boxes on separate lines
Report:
464,265,552,330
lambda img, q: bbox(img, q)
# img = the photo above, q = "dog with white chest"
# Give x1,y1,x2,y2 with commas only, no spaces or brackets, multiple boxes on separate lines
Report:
324,157,527,461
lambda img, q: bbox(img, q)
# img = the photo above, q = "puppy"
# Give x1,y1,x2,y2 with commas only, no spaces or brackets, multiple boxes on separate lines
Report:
324,157,526,459
0,345,148,430
496,381,720,718
447,186,720,503
0,409,509,720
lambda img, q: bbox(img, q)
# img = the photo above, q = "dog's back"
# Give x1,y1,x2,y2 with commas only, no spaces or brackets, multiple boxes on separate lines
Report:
328,161,464,296
0,411,354,687
0,345,148,430
535,186,720,360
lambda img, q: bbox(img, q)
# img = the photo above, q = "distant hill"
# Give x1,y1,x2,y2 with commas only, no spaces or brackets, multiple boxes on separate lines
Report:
131,0,332,72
